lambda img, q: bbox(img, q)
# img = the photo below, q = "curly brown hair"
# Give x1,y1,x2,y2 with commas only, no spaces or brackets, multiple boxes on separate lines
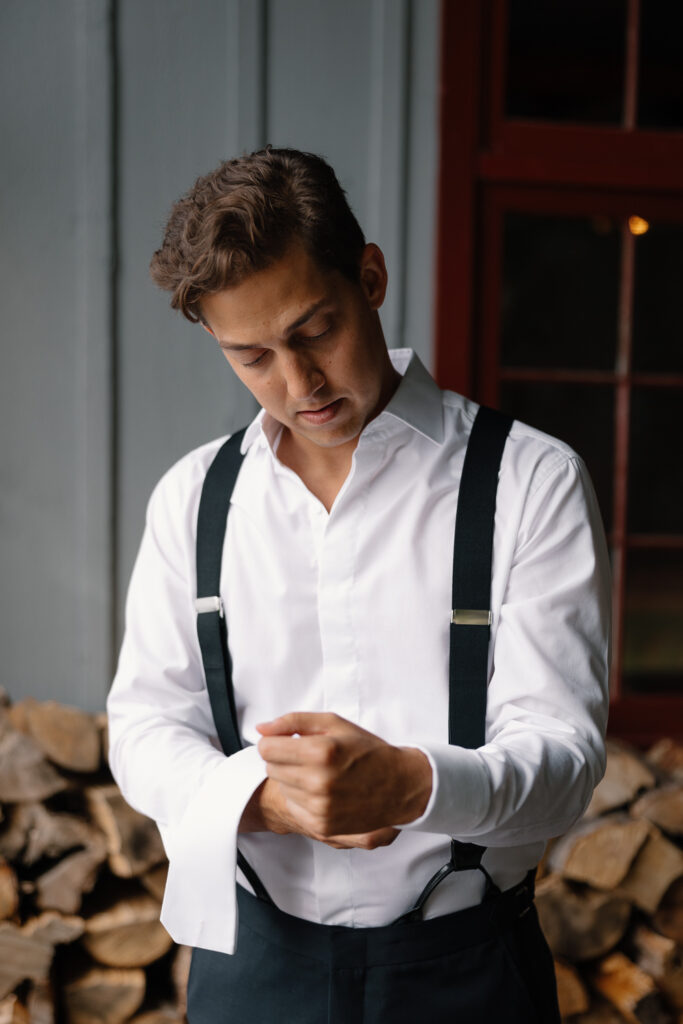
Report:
149,146,366,324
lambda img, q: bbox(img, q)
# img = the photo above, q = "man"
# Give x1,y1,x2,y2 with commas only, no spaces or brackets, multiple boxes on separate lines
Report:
107,147,611,1022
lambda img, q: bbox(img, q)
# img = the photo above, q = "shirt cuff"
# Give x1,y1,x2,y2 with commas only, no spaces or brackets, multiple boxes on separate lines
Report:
159,744,267,954
397,742,490,836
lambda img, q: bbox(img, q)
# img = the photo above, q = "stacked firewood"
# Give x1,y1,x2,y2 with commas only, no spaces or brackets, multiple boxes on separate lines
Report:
0,689,190,1024
539,737,683,1023
2,684,683,1023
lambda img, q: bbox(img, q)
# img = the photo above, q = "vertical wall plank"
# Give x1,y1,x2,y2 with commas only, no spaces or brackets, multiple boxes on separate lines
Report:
1,0,113,709
116,0,257,633
76,0,116,706
366,0,411,350
236,0,268,153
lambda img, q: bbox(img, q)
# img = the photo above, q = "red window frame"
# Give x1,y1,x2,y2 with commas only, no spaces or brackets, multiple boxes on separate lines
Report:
435,0,683,744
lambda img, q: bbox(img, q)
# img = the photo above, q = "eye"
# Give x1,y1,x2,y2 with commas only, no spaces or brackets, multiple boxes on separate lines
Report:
303,325,331,342
242,351,268,368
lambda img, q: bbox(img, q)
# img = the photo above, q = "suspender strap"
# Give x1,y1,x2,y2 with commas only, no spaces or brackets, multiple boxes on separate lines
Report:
397,406,513,922
195,428,273,905
196,429,247,759
449,406,513,749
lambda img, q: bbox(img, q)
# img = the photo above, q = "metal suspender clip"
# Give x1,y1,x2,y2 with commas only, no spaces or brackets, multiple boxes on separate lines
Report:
195,595,224,617
451,609,492,626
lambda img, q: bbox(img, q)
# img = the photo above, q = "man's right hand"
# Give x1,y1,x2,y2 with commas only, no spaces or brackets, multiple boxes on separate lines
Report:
239,777,400,850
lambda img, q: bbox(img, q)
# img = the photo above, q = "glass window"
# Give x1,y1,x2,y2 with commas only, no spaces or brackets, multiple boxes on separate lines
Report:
500,381,614,532
623,549,683,694
628,388,683,534
501,212,619,371
506,0,626,124
632,222,683,373
638,2,683,131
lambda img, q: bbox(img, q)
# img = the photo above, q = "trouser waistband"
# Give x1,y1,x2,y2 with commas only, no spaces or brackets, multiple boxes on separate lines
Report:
236,870,536,968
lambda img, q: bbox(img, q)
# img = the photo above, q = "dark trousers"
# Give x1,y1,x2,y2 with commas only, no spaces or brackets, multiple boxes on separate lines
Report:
187,880,561,1023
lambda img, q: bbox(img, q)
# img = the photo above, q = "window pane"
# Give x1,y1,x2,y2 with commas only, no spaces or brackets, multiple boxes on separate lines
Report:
638,2,683,130
623,549,683,694
501,212,620,371
628,389,683,534
632,222,683,373
506,0,626,124
500,381,614,532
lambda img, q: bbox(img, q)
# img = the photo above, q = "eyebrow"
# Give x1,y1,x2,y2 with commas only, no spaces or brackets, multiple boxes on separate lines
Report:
217,299,329,352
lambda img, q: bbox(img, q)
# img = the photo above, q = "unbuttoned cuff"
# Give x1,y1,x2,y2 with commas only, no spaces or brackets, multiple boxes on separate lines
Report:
397,742,489,836
159,743,267,955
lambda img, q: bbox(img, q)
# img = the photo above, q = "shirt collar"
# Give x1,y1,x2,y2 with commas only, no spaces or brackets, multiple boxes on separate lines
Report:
240,348,444,454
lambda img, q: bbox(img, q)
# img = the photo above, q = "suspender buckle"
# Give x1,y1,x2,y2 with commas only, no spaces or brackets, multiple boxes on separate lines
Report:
195,595,224,617
451,608,491,626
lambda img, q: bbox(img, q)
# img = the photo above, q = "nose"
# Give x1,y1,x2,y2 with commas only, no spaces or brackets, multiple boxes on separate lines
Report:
283,352,325,402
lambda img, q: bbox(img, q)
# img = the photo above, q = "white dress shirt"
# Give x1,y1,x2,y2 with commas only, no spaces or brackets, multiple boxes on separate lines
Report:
107,349,610,955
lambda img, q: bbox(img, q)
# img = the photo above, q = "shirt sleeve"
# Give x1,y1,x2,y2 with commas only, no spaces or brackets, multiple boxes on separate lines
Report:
106,460,267,955
400,454,611,845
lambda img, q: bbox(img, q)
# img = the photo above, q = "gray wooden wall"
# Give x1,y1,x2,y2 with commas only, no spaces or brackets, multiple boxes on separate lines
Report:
1,0,440,712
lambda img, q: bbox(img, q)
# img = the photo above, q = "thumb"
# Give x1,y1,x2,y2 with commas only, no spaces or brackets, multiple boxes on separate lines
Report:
256,711,340,736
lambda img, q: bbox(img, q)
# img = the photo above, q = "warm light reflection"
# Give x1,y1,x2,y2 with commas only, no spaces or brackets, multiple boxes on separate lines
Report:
628,216,650,236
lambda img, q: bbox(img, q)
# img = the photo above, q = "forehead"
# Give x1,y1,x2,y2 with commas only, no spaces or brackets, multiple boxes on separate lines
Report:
201,244,341,345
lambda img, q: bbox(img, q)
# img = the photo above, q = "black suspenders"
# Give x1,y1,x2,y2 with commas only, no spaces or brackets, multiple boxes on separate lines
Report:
195,405,514,917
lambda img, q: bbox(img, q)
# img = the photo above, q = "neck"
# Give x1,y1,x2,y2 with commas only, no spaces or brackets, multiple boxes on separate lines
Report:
278,364,401,511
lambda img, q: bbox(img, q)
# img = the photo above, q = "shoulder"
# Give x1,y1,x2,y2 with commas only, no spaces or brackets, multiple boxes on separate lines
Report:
144,434,234,537
442,389,584,497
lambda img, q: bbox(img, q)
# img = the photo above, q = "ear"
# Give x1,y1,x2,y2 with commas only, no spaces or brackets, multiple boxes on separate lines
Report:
358,243,388,311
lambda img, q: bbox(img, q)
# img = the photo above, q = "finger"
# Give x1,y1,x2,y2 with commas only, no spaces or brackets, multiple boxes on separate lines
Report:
323,828,400,850
264,762,322,792
256,711,342,736
258,733,332,766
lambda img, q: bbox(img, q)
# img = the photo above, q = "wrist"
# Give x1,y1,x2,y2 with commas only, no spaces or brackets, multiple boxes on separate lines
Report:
393,746,433,825
239,778,291,834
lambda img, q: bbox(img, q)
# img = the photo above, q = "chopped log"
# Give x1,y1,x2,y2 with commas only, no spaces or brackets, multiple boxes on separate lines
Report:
0,802,104,867
574,998,637,1022
170,945,191,1017
128,1009,184,1024
631,925,683,1011
631,786,683,838
82,892,172,968
555,958,590,1017
94,713,109,765
654,879,683,944
617,829,683,913
6,702,31,735
34,847,105,914
62,967,146,1024
586,741,657,818
140,863,168,904
0,995,29,1024
0,858,18,921
11,700,101,774
22,911,85,946
535,873,632,961
0,805,34,862
0,921,53,1000
25,980,56,1024
548,816,650,890
591,951,672,1024
0,720,67,803
648,740,683,784
632,924,678,977
85,786,165,878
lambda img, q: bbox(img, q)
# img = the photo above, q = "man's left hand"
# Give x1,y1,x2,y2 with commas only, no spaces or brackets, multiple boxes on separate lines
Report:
256,712,432,839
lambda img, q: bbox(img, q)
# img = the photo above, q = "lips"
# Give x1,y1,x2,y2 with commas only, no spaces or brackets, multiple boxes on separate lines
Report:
296,398,343,425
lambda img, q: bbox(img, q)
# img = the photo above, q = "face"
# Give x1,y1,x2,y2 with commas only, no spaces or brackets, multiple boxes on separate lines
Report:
200,242,398,462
